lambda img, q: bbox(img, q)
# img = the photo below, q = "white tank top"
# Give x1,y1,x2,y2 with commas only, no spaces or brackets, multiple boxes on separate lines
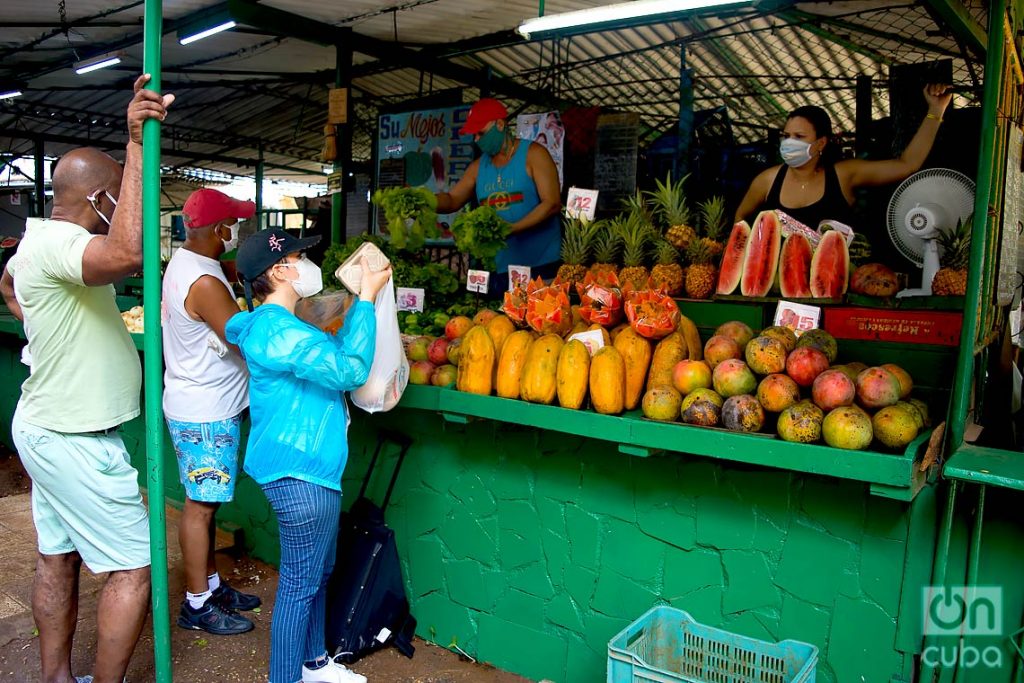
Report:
161,248,249,422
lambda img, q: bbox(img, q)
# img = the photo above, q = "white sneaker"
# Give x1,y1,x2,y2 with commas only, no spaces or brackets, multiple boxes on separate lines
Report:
301,660,367,683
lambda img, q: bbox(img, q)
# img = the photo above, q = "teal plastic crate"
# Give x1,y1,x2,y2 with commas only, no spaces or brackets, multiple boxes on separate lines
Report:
608,606,818,683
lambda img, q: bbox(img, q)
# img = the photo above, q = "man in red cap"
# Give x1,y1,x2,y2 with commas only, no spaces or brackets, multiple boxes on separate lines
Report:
162,188,261,636
437,98,561,290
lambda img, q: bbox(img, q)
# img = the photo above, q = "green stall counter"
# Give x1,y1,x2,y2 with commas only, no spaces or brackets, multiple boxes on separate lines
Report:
2,316,1023,683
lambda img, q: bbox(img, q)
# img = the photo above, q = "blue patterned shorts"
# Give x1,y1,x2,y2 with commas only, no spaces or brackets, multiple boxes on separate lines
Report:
167,414,243,503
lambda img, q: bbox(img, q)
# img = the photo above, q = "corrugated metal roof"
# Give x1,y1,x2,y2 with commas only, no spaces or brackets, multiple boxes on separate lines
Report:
0,0,991,184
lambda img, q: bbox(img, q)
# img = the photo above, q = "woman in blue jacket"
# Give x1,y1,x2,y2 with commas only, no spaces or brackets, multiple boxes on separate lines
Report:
226,228,391,683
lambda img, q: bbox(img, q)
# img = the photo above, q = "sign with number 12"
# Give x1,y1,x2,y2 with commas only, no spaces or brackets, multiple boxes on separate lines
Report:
566,187,599,222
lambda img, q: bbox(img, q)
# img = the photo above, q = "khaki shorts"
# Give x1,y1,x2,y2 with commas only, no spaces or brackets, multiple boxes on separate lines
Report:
12,408,151,573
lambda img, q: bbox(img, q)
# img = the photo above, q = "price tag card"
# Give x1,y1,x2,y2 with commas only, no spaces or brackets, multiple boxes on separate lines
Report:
9,193,21,206
466,269,490,294
568,329,606,356
396,287,425,312
508,265,531,291
566,187,599,222
774,300,821,335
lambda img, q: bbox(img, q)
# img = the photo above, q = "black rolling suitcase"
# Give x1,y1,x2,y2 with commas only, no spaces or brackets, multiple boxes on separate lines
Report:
326,432,417,664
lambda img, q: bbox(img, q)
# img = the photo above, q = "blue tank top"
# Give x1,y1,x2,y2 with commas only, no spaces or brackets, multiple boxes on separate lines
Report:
476,141,561,273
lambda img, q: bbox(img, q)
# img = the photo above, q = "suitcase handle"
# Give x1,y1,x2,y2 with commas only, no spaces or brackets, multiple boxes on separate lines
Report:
357,431,411,511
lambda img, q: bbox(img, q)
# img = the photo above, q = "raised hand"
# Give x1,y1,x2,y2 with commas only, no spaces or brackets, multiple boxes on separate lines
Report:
127,74,175,144
358,256,393,302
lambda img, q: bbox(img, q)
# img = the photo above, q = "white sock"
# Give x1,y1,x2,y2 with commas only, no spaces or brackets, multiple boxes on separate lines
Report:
207,572,221,592
187,589,212,610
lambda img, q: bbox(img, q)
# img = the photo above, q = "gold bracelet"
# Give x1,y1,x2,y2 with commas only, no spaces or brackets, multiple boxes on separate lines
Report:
926,113,943,123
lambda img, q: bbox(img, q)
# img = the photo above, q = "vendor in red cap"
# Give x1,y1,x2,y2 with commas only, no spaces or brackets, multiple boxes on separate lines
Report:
437,98,561,287
162,187,262,636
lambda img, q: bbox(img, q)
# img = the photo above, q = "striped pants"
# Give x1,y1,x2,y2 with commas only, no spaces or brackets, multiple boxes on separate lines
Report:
262,478,341,683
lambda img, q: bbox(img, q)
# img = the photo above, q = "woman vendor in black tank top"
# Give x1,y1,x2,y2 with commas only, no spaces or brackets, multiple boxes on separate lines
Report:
735,84,954,229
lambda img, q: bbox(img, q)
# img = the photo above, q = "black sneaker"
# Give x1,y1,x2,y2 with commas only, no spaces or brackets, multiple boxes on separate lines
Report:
211,583,262,611
177,599,254,635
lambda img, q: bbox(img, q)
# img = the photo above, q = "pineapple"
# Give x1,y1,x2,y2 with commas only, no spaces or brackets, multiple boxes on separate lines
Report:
617,214,654,291
588,220,620,278
646,173,696,250
684,239,717,299
698,195,727,258
651,239,684,296
623,189,654,225
932,216,971,296
556,216,595,287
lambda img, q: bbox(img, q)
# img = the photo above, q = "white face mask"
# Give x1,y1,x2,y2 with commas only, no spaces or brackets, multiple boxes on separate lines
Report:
86,190,118,226
221,222,239,252
278,256,323,298
780,138,814,168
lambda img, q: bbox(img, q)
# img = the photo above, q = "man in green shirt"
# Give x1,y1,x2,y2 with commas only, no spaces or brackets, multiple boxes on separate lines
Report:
1,74,173,683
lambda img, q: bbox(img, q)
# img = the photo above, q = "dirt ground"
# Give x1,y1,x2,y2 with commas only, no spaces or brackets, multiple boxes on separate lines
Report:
0,447,531,683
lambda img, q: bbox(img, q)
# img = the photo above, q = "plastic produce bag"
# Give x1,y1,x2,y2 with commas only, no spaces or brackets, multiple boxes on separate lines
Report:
351,278,409,413
296,291,354,335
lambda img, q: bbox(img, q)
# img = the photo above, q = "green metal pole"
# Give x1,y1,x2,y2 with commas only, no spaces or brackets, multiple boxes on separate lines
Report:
255,140,264,230
949,0,1005,448
142,1,172,681
921,480,959,682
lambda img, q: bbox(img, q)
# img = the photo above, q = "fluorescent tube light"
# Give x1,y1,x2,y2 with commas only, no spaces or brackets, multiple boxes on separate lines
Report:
517,0,749,39
179,20,237,45
75,56,122,75
0,90,22,101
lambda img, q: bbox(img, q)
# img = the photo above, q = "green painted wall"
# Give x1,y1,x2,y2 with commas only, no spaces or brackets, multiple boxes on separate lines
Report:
2,333,1023,683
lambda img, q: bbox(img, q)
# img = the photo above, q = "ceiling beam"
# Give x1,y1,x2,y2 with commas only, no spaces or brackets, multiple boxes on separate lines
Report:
223,0,575,109
783,9,959,59
922,0,987,55
0,1,144,62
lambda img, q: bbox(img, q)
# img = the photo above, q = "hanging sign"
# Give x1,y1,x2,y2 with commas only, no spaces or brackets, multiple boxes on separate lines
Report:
328,88,349,124
773,300,821,335
508,265,531,291
396,287,425,313
565,187,599,222
327,171,343,193
466,269,490,294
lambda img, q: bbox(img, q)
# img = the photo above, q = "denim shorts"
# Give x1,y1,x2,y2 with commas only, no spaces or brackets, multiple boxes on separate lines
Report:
167,413,243,504
12,408,151,573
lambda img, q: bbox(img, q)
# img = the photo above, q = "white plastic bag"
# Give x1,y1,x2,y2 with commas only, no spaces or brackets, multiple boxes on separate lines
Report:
351,278,409,413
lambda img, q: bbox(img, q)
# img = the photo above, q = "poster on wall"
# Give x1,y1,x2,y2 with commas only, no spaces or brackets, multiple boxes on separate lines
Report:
516,111,565,186
376,104,474,237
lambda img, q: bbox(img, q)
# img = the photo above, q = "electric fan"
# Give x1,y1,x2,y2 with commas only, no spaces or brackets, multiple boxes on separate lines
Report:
886,168,975,297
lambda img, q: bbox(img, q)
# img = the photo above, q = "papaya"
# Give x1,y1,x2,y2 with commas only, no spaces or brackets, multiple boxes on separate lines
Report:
613,326,653,410
609,322,630,344
740,210,782,297
456,325,495,395
588,323,611,347
495,330,534,399
676,314,702,361
520,334,563,405
590,346,626,415
556,339,590,409
717,221,750,295
647,333,687,391
571,304,584,325
485,314,516,358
